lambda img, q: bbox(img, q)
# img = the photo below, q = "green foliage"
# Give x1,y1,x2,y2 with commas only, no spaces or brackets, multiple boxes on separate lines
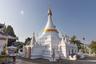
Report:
70,35,83,51
5,25,16,37
89,40,96,53
13,41,24,53
70,35,76,44
13,41,23,48
24,37,31,45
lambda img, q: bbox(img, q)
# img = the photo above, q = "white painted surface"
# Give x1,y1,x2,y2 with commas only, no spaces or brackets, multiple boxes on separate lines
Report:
23,9,78,61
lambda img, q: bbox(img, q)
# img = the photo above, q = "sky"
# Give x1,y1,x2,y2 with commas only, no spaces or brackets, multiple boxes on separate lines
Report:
0,0,96,44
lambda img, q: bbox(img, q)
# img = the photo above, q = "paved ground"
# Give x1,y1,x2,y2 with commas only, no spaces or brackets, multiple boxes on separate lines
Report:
68,60,96,64
16,59,96,64
15,56,96,64
16,59,38,64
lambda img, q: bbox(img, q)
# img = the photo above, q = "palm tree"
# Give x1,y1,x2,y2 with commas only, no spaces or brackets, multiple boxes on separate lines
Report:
70,35,77,44
70,35,83,51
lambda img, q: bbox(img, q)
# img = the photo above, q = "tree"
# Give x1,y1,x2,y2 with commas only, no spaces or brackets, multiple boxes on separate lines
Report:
5,25,16,37
13,41,23,48
5,25,16,46
70,35,77,44
89,40,96,54
70,35,83,51
24,37,31,45
13,41,24,53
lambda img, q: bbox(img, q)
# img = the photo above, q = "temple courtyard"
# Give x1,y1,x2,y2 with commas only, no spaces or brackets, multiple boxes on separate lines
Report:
15,56,96,64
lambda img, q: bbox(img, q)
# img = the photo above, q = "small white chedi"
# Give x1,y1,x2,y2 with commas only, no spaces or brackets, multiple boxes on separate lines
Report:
23,8,78,61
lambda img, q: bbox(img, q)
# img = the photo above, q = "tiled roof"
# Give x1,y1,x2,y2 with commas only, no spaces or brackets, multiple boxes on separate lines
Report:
0,23,4,28
0,31,17,39
0,31,6,36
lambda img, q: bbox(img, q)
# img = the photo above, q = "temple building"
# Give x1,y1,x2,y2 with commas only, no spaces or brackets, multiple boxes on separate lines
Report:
0,23,17,55
23,8,78,61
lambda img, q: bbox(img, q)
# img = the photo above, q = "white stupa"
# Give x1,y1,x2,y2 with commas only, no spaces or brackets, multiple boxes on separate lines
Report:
23,8,78,61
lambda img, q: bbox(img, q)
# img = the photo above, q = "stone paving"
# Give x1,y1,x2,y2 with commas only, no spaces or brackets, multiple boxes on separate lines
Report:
16,59,96,64
15,56,96,64
16,59,38,64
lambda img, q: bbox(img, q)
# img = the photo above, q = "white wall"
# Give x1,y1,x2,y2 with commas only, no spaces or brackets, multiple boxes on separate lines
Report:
0,39,7,54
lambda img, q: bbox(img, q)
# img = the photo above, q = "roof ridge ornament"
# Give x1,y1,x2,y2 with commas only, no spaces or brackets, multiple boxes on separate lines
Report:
48,8,52,16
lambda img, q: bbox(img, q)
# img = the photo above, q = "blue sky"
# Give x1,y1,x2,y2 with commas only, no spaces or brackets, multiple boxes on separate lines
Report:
0,0,96,43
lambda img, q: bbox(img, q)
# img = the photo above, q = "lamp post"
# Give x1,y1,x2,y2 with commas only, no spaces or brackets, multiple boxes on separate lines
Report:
83,37,86,53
